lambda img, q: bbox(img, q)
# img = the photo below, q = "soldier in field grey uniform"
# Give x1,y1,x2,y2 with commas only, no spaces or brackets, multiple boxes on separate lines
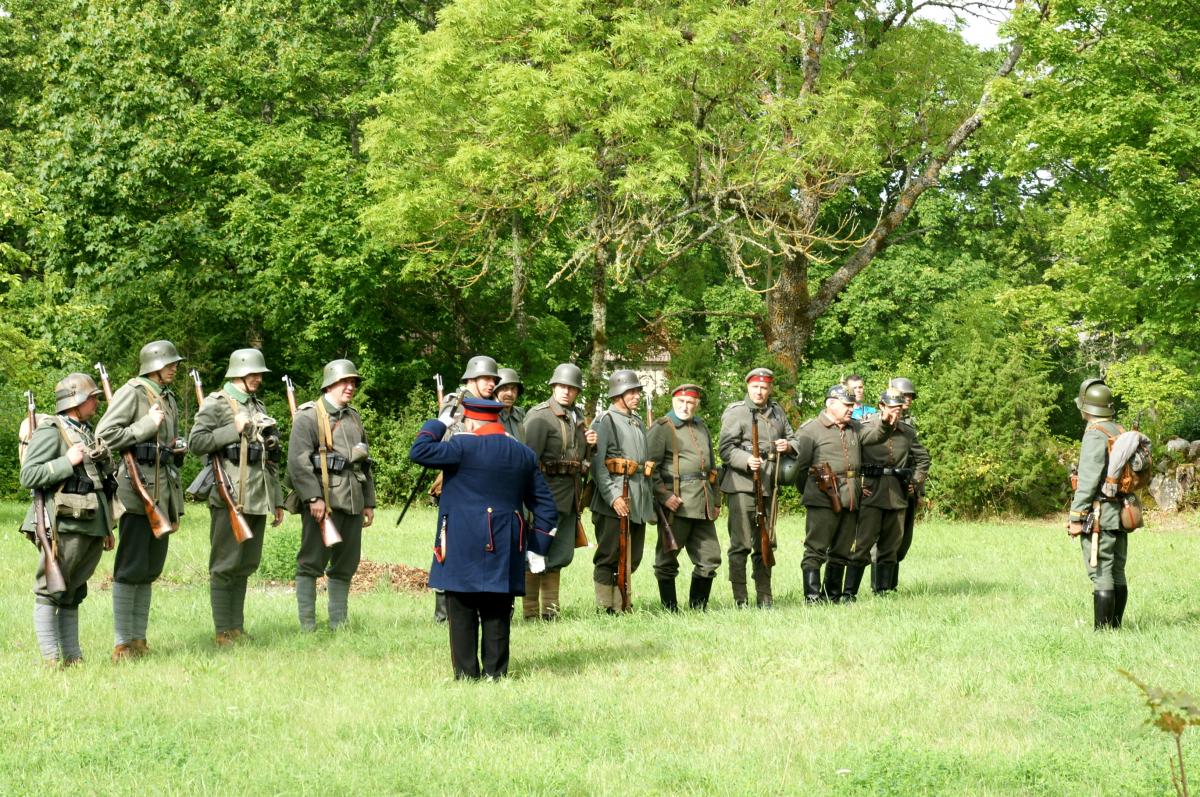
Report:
188,349,285,645
431,355,501,622
96,340,186,661
521,363,597,620
288,359,376,631
646,384,722,611
888,376,923,591
791,385,870,603
590,369,653,613
853,389,930,600
495,368,526,443
21,373,115,666
718,368,795,608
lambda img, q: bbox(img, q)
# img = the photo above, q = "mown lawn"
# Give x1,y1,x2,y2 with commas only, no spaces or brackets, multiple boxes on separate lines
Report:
1,501,1197,796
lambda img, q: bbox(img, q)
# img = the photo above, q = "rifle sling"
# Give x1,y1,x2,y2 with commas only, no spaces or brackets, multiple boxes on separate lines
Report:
315,400,335,511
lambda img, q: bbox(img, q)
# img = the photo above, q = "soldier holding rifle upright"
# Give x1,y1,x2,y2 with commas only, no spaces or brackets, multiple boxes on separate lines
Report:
791,385,866,604
854,389,930,599
189,349,285,645
96,340,187,661
288,359,376,632
646,384,722,611
20,374,115,666
521,363,597,620
718,368,795,608
589,369,652,614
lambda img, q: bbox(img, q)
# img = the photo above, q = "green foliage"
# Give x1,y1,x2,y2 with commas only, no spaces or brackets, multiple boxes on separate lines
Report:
257,522,301,582
1122,670,1200,797
919,296,1067,517
357,384,436,504
1107,354,1200,446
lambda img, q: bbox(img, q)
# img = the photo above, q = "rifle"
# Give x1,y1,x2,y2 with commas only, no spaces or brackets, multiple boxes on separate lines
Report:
617,472,631,611
397,375,448,527
574,411,597,548
94,362,174,538
189,370,253,544
24,392,68,594
1089,499,1101,568
655,502,680,553
282,374,342,546
810,462,843,514
749,406,775,568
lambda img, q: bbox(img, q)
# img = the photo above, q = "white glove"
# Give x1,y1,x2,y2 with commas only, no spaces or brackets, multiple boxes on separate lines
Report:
526,550,547,574
436,406,456,426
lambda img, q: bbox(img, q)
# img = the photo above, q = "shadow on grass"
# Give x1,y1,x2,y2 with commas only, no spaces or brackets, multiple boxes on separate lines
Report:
894,578,1009,598
518,639,664,676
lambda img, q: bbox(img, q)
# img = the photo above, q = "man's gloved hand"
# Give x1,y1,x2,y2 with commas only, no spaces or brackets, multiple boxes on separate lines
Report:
526,550,547,574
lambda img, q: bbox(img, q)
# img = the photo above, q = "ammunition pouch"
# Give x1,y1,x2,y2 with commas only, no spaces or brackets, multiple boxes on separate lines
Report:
311,452,348,475
605,457,642,477
55,489,98,520
860,465,913,480
542,460,582,477
60,472,96,495
132,442,171,465
223,443,264,465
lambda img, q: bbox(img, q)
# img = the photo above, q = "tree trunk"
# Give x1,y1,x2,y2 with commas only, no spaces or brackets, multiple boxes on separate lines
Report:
587,245,609,413
764,252,813,378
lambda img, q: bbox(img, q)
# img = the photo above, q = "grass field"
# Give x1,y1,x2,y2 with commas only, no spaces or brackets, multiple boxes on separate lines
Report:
2,502,1198,796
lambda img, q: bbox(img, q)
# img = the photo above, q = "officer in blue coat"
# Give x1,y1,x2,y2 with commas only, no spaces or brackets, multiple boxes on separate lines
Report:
410,396,558,679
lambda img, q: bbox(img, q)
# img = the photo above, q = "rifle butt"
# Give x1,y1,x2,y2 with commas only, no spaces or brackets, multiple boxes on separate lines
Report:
322,515,343,547
231,512,254,544
43,547,67,594
1089,529,1099,568
574,516,589,548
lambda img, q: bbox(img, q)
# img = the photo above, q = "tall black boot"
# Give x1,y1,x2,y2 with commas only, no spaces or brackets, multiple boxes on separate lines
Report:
871,563,885,593
803,569,824,604
688,575,713,611
890,562,900,591
823,563,846,604
842,566,865,603
658,578,679,612
1093,590,1117,630
1114,585,1128,629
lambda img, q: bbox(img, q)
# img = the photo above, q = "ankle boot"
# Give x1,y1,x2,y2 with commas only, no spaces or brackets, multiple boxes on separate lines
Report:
295,575,317,632
823,563,846,604
688,575,713,610
1114,585,1128,629
434,590,448,623
541,570,561,620
753,572,773,609
658,578,679,612
1094,590,1117,630
890,562,901,591
803,569,824,604
842,565,865,603
871,562,885,593
522,571,541,620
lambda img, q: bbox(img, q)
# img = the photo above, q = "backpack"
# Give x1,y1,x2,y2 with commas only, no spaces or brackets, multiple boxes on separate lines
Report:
1087,423,1152,497
18,413,55,467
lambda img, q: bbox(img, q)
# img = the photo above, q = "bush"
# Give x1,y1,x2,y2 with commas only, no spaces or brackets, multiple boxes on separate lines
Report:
920,300,1067,517
257,522,300,582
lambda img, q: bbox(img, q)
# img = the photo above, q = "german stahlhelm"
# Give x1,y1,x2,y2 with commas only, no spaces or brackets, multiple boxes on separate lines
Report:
55,373,103,413
321,359,361,390
225,348,271,379
138,340,183,376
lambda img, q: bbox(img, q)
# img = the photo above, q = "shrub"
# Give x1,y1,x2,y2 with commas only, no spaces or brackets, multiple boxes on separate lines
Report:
257,522,300,582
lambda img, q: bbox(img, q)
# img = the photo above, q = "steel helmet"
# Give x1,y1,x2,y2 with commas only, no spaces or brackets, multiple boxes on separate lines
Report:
607,369,643,399
1074,377,1105,410
495,368,524,397
879,389,906,407
777,454,801,487
54,372,103,413
224,348,271,379
888,377,917,398
321,359,361,390
460,355,500,381
138,340,183,376
547,363,584,390
1079,381,1115,418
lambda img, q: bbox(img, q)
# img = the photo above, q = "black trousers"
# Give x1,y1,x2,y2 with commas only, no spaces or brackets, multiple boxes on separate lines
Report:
445,591,514,680
113,513,170,584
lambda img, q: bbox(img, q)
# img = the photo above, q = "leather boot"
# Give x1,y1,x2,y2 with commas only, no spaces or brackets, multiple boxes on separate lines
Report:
688,575,713,611
1114,585,1128,629
295,575,317,632
731,580,749,608
823,563,846,604
890,562,901,591
803,569,824,604
1094,590,1117,630
541,570,561,620
871,563,885,593
842,565,865,603
658,578,679,612
754,572,773,609
522,571,541,620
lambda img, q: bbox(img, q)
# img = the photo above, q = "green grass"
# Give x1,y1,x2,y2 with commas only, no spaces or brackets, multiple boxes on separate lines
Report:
1,501,1197,795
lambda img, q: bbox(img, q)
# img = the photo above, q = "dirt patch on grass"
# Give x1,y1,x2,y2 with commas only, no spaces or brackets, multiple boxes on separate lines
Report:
257,559,430,594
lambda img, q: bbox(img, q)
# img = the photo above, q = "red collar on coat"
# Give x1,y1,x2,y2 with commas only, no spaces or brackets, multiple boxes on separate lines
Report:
472,422,507,436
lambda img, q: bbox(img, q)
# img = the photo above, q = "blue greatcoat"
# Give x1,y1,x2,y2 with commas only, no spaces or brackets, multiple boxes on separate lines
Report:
410,419,558,594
